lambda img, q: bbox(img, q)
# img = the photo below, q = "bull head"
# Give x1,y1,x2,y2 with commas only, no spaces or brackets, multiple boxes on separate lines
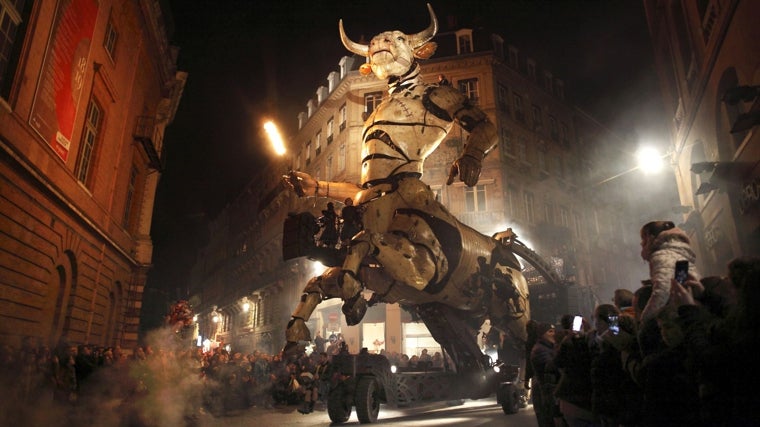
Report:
339,3,438,79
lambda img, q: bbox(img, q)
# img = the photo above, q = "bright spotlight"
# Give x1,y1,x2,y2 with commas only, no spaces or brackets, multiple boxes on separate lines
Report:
636,146,664,174
264,121,287,156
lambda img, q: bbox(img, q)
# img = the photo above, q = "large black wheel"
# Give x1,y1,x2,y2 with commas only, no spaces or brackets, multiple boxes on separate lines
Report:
327,383,352,423
355,376,381,424
499,384,520,415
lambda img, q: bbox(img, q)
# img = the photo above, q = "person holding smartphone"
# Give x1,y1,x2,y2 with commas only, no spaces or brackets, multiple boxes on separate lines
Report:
638,221,700,323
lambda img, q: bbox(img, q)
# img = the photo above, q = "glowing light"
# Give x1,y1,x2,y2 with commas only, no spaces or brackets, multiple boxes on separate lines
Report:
636,146,664,174
192,314,198,322
312,260,326,275
264,121,287,156
242,302,250,312
390,365,397,373
212,314,219,323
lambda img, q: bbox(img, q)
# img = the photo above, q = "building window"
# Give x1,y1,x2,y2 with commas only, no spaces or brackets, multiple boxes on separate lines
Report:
326,117,334,144
326,155,333,180
537,148,546,172
497,84,509,111
513,93,524,122
295,151,301,171
559,206,570,228
573,212,584,237
339,143,346,171
532,104,542,130
364,92,383,115
123,165,138,228
544,203,554,224
456,29,473,54
0,0,28,99
305,141,311,165
339,104,346,131
76,98,103,184
464,184,486,212
548,115,558,140
508,46,519,68
458,78,479,104
506,185,517,218
524,191,535,223
516,137,527,162
560,122,569,146
555,80,564,100
500,128,513,158
527,60,536,81
315,131,322,155
104,18,118,60
543,72,553,93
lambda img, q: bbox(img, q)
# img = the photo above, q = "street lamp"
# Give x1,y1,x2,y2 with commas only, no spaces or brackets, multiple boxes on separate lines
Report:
264,120,287,156
593,145,667,186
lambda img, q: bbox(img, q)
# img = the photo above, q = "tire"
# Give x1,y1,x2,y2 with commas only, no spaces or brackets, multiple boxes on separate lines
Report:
355,376,380,424
327,383,352,423
499,384,520,415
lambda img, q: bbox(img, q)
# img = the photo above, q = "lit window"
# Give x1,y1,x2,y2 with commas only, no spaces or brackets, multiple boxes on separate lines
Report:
326,117,334,143
365,92,383,115
458,78,479,104
456,29,473,54
315,131,321,155
305,141,311,165
464,184,486,212
339,104,347,131
76,98,103,184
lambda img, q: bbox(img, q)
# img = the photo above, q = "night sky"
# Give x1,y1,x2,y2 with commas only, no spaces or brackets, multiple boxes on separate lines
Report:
141,0,667,329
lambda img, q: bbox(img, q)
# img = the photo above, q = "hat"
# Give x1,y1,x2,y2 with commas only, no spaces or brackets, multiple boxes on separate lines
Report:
536,322,555,337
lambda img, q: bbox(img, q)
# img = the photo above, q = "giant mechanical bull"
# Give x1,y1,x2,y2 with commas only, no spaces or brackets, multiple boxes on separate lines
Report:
282,4,544,372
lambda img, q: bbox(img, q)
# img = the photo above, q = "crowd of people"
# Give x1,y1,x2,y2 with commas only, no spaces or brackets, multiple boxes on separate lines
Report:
527,220,760,427
0,327,451,426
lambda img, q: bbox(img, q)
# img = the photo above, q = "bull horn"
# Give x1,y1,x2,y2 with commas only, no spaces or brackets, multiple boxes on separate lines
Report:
339,19,369,57
409,3,438,48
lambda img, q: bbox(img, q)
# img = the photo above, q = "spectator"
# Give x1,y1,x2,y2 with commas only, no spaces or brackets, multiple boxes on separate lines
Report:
339,197,362,246
530,322,560,427
317,202,339,248
613,289,636,319
638,220,700,323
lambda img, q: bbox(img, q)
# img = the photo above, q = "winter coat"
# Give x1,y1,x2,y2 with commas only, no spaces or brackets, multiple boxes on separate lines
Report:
641,227,699,322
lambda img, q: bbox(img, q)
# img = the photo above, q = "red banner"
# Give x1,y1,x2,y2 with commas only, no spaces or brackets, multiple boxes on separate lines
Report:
30,0,99,162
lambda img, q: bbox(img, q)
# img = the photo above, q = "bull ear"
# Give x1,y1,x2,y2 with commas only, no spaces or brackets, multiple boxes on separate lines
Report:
413,42,437,60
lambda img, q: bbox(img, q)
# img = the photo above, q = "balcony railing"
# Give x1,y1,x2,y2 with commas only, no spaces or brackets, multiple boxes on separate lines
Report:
134,115,163,171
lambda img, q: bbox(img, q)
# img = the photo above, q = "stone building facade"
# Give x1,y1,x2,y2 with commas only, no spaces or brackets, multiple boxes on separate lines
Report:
644,0,760,274
0,0,186,349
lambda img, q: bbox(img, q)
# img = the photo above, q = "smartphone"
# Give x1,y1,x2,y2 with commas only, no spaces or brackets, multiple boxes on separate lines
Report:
675,260,689,285
572,315,583,332
608,315,620,335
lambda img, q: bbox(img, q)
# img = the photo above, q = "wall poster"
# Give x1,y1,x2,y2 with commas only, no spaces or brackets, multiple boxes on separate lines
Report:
29,0,99,162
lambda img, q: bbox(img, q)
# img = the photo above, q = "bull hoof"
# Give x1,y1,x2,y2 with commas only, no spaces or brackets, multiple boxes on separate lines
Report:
342,294,367,326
